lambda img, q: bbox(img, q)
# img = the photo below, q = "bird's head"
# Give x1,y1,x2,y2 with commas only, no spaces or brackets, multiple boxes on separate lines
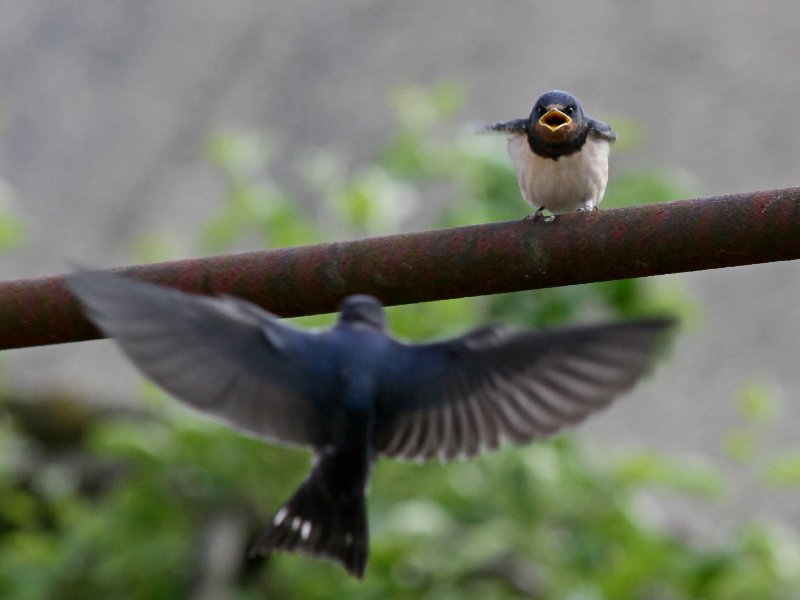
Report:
338,295,387,331
526,90,591,159
530,90,586,138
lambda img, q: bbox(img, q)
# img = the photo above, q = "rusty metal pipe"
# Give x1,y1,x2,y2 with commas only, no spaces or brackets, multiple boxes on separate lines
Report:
1,187,798,351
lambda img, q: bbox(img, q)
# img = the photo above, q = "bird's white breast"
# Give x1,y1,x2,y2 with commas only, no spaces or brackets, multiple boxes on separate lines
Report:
507,134,610,214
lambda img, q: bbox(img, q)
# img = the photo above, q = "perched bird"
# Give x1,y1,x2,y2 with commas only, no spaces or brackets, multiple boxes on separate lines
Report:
484,90,617,219
67,271,673,578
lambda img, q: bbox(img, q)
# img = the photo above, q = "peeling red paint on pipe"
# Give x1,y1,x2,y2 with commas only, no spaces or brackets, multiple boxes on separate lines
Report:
1,187,799,350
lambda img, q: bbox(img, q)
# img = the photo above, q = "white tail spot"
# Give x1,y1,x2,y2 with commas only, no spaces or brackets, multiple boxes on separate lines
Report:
291,517,301,531
301,521,312,540
273,508,288,525
344,532,354,546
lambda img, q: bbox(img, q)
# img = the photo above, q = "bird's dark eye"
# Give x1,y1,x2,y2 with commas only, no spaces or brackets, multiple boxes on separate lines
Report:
536,106,545,115
565,106,575,115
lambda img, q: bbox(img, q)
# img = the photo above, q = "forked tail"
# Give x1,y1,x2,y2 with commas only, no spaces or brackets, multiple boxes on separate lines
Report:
249,469,369,578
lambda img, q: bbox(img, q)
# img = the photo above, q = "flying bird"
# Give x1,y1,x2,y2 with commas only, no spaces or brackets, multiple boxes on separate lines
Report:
67,271,673,578
483,90,617,220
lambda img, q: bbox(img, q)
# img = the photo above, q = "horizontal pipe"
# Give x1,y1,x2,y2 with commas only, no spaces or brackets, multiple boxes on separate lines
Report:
1,187,798,351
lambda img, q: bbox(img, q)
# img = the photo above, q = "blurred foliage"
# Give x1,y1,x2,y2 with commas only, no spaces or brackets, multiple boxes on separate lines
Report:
721,380,779,464
0,83,798,599
1,393,799,600
0,179,24,251
0,111,24,250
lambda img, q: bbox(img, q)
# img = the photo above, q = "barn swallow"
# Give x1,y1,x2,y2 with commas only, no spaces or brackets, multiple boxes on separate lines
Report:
67,272,672,578
484,90,617,220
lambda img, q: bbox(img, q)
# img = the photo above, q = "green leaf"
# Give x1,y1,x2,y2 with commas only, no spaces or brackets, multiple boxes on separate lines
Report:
721,429,758,463
763,453,800,487
737,380,777,425
612,451,726,498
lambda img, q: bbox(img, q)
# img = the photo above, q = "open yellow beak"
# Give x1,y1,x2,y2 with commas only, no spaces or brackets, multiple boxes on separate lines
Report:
538,108,572,132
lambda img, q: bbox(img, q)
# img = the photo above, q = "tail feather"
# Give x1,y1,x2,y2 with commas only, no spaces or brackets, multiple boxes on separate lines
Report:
250,474,369,578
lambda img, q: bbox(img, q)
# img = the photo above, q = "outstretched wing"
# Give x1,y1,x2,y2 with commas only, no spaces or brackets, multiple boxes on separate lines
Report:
374,319,673,462
479,118,529,136
588,118,617,142
67,271,335,448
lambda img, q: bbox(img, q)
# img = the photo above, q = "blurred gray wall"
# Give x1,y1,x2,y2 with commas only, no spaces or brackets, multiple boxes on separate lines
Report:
1,2,799,534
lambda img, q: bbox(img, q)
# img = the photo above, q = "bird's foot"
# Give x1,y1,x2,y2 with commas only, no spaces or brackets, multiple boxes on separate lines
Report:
523,207,551,222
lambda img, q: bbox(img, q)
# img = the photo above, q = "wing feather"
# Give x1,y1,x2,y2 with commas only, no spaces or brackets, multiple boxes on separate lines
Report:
588,117,617,142
480,118,529,136
67,271,333,448
375,319,674,461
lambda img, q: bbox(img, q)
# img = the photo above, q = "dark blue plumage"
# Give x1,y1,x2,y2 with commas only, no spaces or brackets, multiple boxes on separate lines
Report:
67,272,673,578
